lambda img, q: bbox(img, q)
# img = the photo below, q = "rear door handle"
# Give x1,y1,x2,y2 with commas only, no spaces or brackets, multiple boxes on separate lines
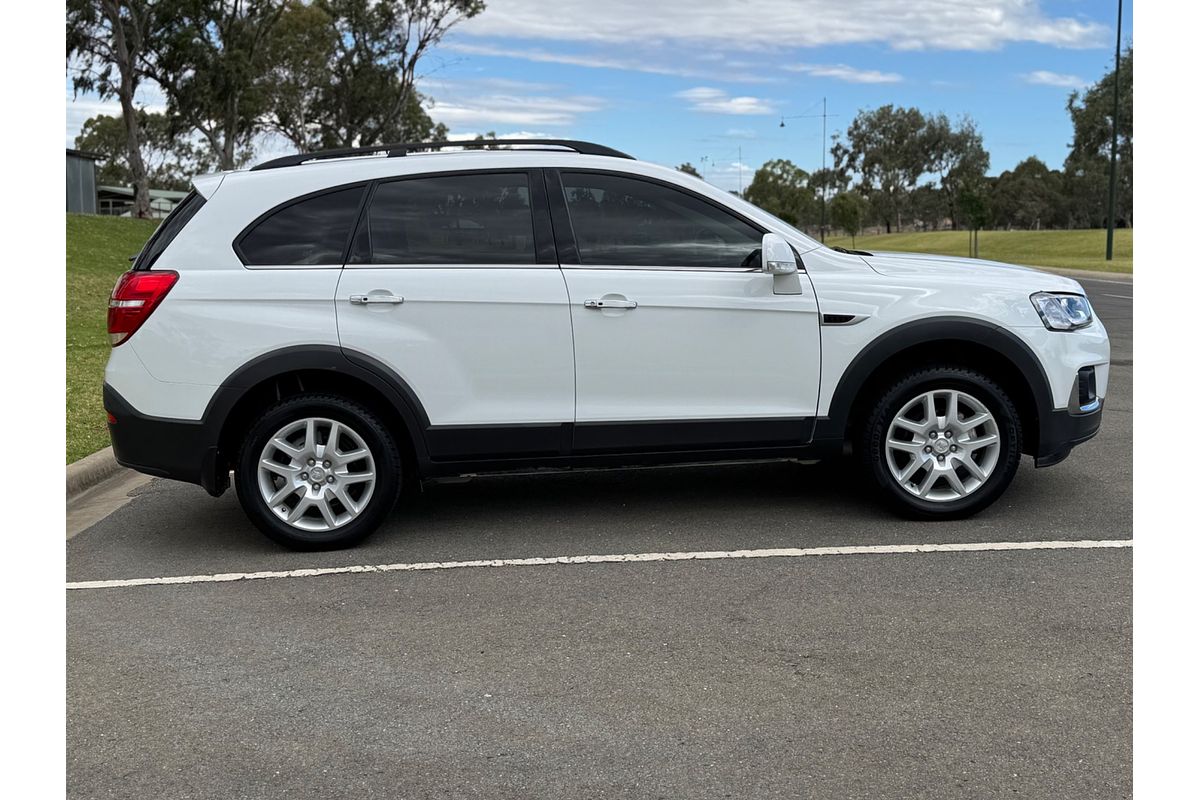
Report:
583,299,637,309
349,293,404,305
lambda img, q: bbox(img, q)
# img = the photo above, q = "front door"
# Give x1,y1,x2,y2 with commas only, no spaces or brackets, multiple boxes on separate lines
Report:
551,170,821,453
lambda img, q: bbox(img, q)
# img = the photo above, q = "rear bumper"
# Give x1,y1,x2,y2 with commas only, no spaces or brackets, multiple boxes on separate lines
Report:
1035,403,1104,468
103,384,228,496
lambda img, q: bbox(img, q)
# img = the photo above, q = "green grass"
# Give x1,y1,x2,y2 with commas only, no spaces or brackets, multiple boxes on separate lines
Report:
824,228,1133,273
67,213,160,463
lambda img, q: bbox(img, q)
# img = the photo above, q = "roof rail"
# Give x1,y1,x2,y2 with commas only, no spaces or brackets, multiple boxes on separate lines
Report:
250,139,634,171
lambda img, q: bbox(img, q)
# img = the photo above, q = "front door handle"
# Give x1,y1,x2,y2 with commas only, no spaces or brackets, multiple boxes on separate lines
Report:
584,298,637,310
349,293,404,305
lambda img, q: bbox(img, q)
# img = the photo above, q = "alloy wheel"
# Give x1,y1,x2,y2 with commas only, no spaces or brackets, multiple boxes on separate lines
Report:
884,388,1001,502
257,417,377,531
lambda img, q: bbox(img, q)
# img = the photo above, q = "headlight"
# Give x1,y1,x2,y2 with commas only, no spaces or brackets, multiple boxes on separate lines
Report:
1030,292,1093,331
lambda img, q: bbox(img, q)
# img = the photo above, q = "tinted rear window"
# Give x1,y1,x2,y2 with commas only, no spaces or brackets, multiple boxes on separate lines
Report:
133,190,205,270
351,173,535,265
237,186,365,266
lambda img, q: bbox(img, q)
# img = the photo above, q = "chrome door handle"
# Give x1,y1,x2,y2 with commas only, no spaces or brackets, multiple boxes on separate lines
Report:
584,299,637,309
349,294,404,305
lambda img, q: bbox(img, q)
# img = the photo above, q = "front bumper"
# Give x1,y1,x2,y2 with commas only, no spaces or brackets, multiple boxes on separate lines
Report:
1034,402,1104,467
103,384,228,495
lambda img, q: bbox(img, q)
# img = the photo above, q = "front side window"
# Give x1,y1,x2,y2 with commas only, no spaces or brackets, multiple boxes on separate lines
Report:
237,186,365,266
353,173,535,265
561,172,763,268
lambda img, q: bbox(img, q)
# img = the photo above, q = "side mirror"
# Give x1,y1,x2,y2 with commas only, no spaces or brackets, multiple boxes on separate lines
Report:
761,233,797,275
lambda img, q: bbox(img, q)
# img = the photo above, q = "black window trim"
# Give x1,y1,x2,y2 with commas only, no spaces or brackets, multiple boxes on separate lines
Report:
232,180,372,268
133,189,206,271
346,167,556,268
546,168,794,272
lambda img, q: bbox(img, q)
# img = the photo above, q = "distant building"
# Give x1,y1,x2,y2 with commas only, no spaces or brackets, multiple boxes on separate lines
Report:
97,185,189,218
66,149,101,214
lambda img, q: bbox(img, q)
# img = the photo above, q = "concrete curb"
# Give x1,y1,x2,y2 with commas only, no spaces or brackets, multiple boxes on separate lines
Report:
66,447,126,500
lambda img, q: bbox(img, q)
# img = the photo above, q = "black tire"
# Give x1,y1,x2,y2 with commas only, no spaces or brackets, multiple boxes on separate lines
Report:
859,366,1022,520
234,394,402,550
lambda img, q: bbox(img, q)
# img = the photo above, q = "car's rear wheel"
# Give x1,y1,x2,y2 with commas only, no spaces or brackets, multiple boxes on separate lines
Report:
235,394,401,549
860,366,1022,519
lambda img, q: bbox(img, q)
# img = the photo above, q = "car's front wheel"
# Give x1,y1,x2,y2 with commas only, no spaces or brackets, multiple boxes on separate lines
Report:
860,366,1022,519
235,394,401,549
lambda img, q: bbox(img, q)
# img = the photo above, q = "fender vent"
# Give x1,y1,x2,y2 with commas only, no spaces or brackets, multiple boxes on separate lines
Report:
821,313,857,325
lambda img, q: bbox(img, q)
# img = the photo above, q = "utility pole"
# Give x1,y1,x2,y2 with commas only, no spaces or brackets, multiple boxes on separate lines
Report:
780,98,837,242
820,97,828,242
1105,0,1123,261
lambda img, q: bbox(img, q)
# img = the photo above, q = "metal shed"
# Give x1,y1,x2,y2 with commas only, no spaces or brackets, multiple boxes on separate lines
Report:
66,149,101,214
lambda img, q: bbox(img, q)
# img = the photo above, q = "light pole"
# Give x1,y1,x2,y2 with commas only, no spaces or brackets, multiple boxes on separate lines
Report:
781,97,837,242
1104,0,1123,261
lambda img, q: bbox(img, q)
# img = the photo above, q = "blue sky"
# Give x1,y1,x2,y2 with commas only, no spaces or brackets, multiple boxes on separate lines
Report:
65,0,1132,192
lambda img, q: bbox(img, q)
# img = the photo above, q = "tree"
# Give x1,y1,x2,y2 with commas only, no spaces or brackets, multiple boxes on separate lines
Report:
676,162,701,178
832,105,928,233
1064,47,1132,228
67,0,159,217
924,113,989,229
990,157,1066,230
147,0,290,170
261,0,337,150
909,183,945,230
957,180,991,258
829,192,867,248
266,0,481,151
75,111,216,191
743,159,816,227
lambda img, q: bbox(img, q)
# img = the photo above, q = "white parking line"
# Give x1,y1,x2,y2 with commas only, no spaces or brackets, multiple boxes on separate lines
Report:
1102,293,1134,300
66,539,1132,591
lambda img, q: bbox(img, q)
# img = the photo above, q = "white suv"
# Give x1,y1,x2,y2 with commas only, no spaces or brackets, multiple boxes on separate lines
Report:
104,139,1109,549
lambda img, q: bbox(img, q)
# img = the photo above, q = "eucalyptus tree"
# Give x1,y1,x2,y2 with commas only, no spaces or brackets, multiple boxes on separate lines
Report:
67,0,160,216
266,0,483,151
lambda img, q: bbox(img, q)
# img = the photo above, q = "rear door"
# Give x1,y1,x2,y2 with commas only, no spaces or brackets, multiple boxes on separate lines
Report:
549,169,822,453
335,169,575,461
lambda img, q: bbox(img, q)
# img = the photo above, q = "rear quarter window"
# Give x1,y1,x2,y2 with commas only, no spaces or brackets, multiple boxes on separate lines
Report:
236,185,366,266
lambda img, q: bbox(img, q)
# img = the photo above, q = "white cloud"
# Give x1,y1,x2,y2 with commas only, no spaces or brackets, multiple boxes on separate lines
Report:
426,92,605,128
421,75,561,94
787,63,903,84
441,42,771,82
1021,70,1087,88
676,87,775,116
723,128,757,139
445,130,553,141
65,74,168,146
458,0,1108,51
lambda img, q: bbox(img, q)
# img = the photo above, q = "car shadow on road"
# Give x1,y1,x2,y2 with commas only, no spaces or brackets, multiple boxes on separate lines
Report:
67,452,1125,583
68,459,894,577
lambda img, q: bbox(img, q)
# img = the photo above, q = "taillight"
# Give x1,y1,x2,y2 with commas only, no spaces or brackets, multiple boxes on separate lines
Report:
107,270,178,346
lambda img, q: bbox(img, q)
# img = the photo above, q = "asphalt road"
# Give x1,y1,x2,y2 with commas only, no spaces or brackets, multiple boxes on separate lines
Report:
67,276,1132,799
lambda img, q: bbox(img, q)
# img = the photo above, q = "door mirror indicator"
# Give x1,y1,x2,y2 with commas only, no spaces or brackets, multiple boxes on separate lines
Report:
761,233,798,275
